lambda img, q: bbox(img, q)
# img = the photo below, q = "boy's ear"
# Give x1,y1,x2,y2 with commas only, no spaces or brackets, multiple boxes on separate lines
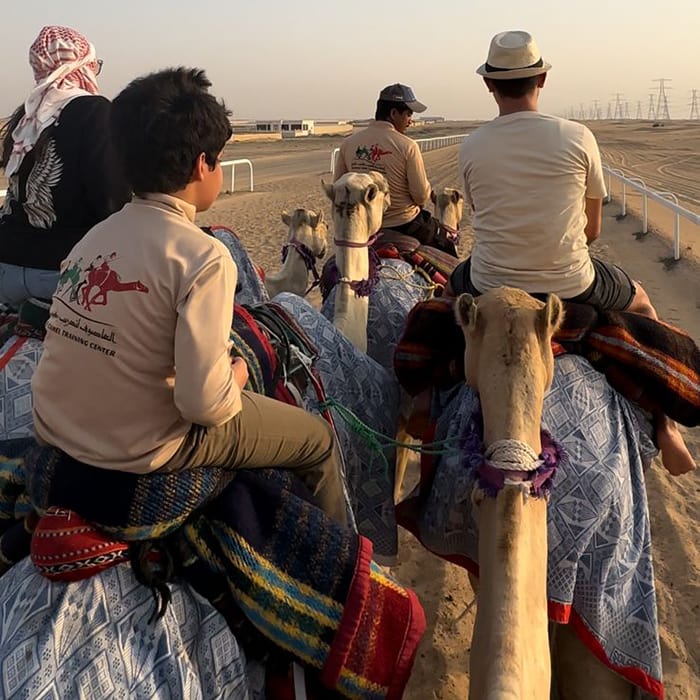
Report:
191,152,208,182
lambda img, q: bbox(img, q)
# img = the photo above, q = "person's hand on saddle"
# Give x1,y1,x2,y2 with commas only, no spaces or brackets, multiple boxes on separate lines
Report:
231,357,249,389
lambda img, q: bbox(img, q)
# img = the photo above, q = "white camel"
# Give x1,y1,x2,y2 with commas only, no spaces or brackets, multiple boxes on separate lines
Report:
263,208,328,298
455,287,639,699
431,187,464,248
321,172,389,351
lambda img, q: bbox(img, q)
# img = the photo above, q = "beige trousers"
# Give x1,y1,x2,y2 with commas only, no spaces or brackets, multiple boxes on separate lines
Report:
162,390,347,525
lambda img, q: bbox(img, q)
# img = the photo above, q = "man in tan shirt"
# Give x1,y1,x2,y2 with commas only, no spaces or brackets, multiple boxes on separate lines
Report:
31,67,348,523
334,84,440,246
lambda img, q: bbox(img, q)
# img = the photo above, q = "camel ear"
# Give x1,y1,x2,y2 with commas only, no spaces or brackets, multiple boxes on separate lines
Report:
430,190,437,204
455,293,478,330
539,294,564,336
310,211,327,230
281,210,291,226
452,190,464,203
365,184,378,203
322,180,335,202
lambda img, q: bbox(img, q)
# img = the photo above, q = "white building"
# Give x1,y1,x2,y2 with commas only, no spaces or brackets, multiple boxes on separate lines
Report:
255,119,315,137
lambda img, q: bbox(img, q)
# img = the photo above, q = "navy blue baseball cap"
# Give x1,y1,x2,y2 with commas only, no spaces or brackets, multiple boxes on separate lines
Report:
378,84,427,113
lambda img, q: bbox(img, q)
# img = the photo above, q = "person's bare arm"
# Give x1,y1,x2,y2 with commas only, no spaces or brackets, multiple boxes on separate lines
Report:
584,197,602,244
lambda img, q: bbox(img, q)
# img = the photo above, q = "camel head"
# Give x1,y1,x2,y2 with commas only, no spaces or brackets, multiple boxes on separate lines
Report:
322,171,390,245
281,208,328,259
431,187,464,230
455,287,563,451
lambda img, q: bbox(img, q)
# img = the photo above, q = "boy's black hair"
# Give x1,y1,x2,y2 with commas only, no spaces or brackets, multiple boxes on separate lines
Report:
110,67,232,195
489,76,540,100
375,99,411,121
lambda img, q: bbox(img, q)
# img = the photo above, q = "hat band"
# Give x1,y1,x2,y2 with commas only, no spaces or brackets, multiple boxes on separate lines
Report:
484,57,543,74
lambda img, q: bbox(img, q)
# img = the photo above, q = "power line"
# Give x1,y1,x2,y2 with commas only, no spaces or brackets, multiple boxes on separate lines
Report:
689,89,700,120
647,93,657,120
653,79,672,120
612,93,624,120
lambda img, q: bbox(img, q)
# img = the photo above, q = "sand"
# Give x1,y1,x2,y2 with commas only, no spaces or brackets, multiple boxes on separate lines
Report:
198,120,700,699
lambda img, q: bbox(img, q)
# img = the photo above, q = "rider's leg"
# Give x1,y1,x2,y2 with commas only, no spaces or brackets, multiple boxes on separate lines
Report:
626,281,658,319
605,364,696,476
160,390,348,525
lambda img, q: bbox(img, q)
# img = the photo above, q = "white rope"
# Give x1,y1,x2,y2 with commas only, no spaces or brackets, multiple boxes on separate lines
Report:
377,264,437,293
484,439,542,472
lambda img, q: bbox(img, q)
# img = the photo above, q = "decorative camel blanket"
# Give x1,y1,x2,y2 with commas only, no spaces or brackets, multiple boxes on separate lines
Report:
277,293,401,559
0,439,426,700
394,297,700,426
396,355,662,699
0,557,262,699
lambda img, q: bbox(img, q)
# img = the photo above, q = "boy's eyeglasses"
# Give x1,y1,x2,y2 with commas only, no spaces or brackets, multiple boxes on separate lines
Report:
95,59,104,76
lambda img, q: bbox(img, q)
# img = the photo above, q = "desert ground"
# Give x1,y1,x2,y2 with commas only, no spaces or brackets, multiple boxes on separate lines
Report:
196,120,700,700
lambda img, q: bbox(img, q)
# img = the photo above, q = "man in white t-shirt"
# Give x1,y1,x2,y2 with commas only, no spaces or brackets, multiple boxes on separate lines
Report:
448,30,655,317
447,30,694,476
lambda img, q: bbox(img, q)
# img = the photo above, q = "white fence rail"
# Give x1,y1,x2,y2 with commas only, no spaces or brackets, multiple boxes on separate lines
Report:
330,133,468,176
1,159,255,204
221,159,254,193
603,163,700,260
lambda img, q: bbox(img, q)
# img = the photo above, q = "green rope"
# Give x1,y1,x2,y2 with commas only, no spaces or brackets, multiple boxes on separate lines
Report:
319,397,458,475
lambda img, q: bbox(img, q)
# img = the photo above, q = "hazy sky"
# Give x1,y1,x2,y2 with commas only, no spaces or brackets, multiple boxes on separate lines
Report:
4,0,700,121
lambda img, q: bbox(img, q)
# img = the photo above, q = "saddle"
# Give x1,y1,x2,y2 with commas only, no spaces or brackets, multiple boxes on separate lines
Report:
373,231,459,294
231,302,321,409
319,230,460,301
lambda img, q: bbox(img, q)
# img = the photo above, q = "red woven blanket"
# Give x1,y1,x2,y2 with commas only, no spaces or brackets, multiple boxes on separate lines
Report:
394,298,700,426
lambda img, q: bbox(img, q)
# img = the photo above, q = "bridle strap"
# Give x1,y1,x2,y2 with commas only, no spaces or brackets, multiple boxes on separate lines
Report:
281,239,322,295
438,222,460,243
333,232,381,249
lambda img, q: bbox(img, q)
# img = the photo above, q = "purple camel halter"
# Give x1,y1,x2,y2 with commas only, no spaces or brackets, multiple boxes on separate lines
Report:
325,232,382,298
461,406,564,501
281,239,322,295
438,221,461,246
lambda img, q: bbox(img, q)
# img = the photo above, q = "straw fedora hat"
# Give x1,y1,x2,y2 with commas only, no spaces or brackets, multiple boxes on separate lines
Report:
476,30,551,80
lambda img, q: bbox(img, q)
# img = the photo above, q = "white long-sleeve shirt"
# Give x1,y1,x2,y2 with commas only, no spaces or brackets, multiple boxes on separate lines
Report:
32,193,241,473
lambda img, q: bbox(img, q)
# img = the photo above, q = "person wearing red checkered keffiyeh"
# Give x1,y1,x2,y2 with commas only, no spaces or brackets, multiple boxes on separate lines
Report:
6,25,101,178
0,26,130,306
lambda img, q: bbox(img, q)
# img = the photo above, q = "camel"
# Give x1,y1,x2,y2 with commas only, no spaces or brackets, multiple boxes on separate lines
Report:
448,287,642,699
431,187,464,249
321,172,389,352
321,174,464,360
455,287,561,699
263,208,328,298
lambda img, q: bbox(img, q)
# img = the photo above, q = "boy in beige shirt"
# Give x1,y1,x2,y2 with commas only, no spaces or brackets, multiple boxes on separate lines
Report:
31,67,347,524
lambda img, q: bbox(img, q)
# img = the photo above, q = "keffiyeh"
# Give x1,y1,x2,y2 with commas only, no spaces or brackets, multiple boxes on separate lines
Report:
5,25,100,177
